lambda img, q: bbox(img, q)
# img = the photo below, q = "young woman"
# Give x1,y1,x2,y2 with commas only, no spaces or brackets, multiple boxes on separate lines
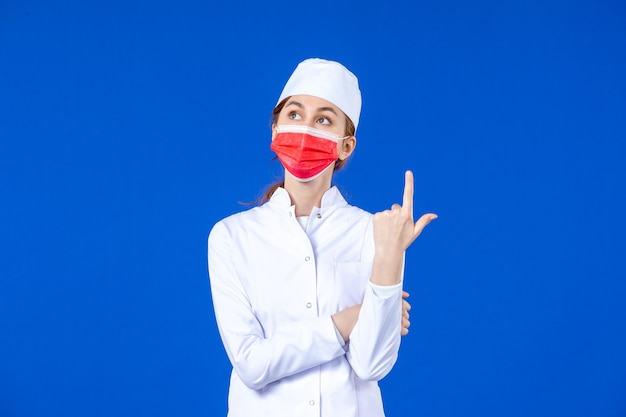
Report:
207,58,437,417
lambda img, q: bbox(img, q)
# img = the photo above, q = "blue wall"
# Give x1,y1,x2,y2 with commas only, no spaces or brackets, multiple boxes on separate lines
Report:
1,1,625,416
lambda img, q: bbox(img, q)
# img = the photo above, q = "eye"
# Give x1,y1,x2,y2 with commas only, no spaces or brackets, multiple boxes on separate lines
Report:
316,116,331,125
288,112,302,120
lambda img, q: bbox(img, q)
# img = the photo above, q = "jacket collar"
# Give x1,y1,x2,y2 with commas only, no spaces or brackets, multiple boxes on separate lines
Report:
268,186,348,210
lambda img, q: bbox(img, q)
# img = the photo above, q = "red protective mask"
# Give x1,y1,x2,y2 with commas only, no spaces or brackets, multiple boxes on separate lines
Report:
270,125,348,182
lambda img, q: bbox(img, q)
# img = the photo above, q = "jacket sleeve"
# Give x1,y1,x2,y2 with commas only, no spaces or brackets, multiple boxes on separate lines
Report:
345,218,403,381
207,222,346,390
346,282,402,381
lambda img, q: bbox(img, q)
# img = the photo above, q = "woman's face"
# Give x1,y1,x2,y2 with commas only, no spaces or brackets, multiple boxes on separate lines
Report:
273,94,355,161
275,95,347,137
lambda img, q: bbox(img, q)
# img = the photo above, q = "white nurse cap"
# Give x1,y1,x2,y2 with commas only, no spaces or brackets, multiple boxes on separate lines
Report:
276,58,362,131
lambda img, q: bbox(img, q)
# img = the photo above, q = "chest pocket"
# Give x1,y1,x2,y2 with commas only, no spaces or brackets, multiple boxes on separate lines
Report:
333,261,373,309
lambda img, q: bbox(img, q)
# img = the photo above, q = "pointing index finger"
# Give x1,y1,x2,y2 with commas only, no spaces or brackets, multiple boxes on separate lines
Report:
402,170,414,218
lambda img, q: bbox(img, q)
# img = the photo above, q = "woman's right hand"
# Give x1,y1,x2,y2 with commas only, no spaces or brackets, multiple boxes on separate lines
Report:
401,291,411,336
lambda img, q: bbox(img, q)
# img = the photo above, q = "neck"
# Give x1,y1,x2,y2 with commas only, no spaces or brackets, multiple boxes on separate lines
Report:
284,170,333,216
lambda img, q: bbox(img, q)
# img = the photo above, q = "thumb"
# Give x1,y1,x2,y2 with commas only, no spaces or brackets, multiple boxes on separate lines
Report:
413,213,438,239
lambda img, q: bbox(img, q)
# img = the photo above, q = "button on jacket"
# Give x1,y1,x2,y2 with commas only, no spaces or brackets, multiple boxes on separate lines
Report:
207,186,403,417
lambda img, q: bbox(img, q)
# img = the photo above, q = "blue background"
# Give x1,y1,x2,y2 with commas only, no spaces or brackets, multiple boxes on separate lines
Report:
1,0,625,416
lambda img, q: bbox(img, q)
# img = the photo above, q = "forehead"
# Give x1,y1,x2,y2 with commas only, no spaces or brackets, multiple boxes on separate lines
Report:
284,95,342,114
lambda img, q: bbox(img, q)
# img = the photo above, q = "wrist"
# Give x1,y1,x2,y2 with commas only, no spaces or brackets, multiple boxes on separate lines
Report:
373,249,404,268
370,250,404,286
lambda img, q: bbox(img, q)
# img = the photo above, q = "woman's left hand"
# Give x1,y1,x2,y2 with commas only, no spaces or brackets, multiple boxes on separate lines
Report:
373,170,438,255
370,170,437,286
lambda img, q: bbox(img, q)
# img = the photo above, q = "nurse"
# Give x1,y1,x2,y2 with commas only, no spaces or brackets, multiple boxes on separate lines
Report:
207,58,437,417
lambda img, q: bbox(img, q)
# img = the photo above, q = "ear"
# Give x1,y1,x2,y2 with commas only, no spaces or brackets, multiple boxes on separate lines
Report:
338,136,357,160
271,124,277,141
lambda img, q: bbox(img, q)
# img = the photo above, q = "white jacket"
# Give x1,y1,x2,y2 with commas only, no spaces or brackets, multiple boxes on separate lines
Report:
207,186,402,417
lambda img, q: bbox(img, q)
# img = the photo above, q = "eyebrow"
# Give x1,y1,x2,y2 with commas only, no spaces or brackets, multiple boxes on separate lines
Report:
285,100,338,116
317,106,338,116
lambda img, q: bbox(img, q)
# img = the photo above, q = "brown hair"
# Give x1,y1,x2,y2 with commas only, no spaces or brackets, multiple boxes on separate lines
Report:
248,98,356,205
